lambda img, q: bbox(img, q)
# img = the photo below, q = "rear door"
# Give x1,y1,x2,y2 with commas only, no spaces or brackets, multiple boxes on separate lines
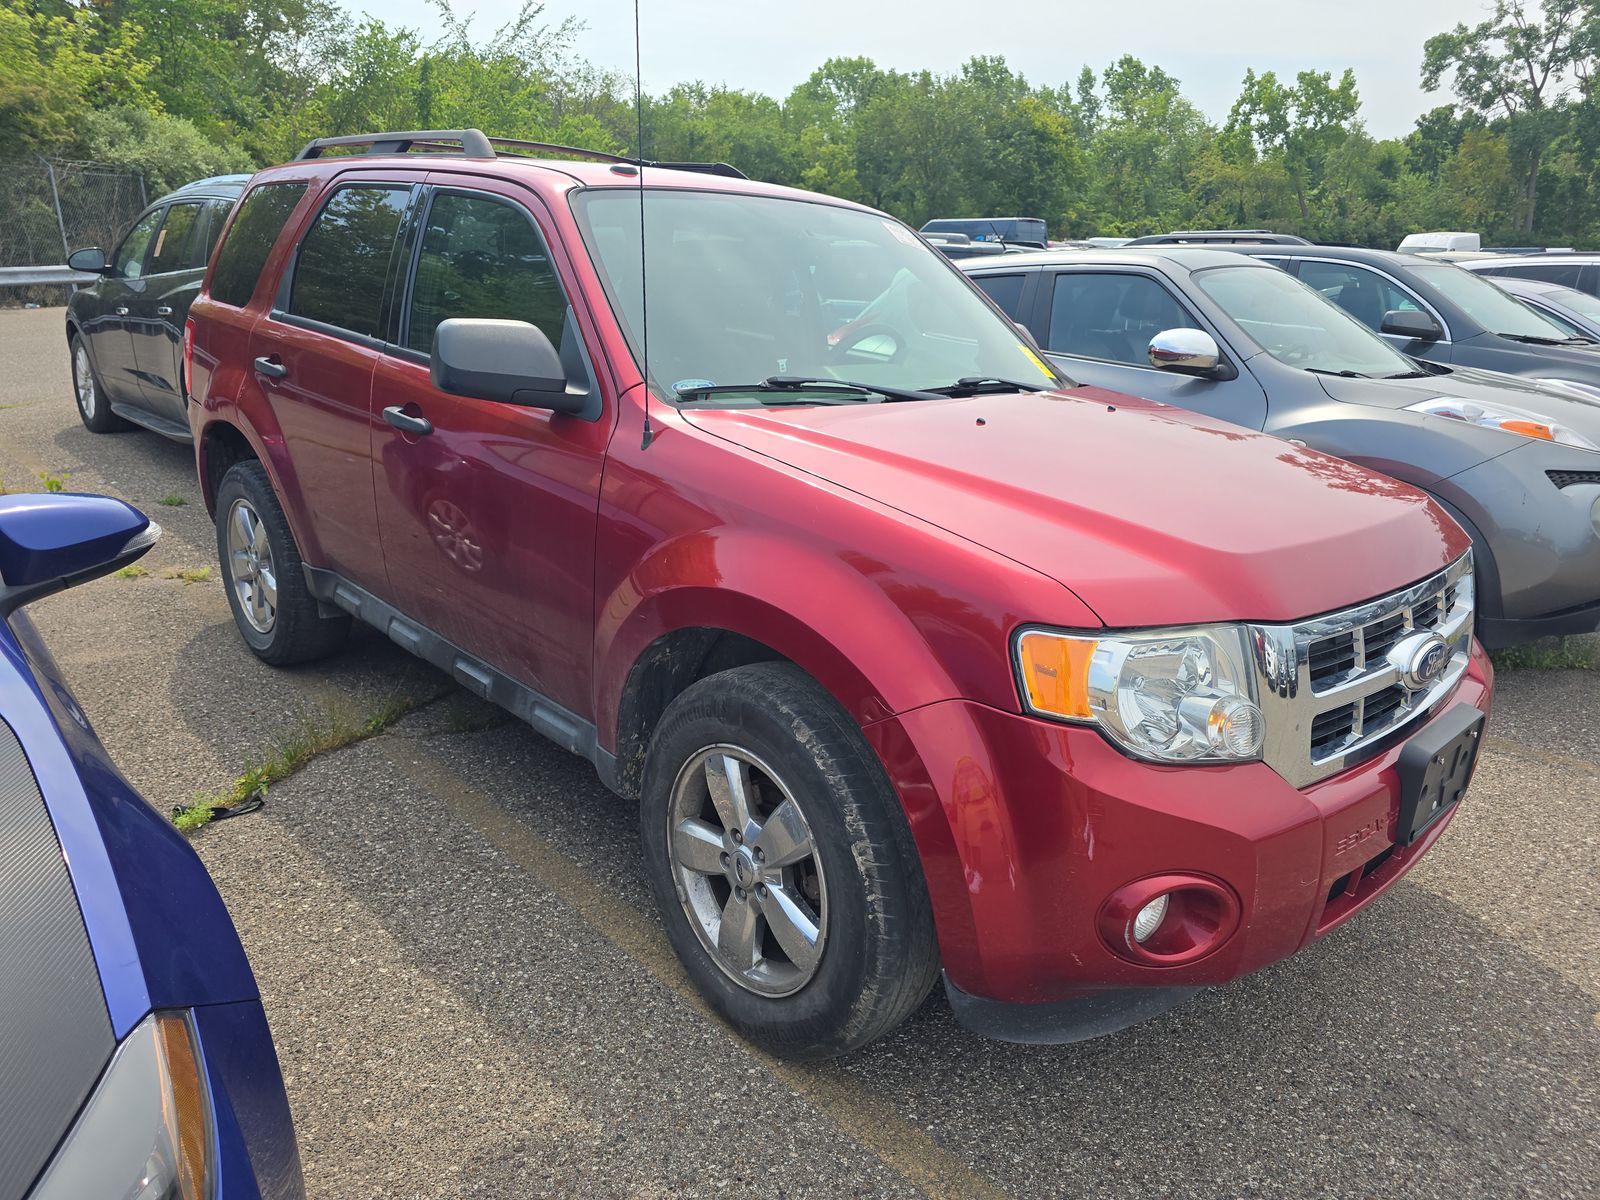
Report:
246,177,420,588
87,206,165,402
369,175,611,716
130,199,208,422
1036,267,1268,428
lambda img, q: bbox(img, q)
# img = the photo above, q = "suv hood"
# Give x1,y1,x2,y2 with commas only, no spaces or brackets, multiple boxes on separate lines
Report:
1316,365,1600,446
683,387,1467,627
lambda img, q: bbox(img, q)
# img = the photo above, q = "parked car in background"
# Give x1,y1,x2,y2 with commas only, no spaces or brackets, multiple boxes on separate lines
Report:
1481,275,1600,341
1398,231,1480,254
1461,252,1600,299
920,216,1047,247
922,230,1010,260
186,128,1491,1057
0,492,302,1199
64,174,248,442
963,248,1600,646
1124,229,1310,247
1229,244,1600,396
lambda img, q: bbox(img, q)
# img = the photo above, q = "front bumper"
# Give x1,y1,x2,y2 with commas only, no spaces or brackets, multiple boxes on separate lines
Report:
863,640,1492,1028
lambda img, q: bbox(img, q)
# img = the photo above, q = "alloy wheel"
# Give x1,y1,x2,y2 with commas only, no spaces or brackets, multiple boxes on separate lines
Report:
73,343,95,418
226,498,278,633
667,745,829,997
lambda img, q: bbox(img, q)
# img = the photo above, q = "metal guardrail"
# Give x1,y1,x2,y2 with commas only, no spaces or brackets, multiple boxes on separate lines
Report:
0,265,95,289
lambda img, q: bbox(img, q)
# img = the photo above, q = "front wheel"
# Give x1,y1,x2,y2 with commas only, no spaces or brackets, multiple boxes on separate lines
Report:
215,460,350,665
70,333,130,433
640,662,939,1058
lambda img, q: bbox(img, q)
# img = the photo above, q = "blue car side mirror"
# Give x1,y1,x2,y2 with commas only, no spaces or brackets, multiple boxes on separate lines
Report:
0,494,159,616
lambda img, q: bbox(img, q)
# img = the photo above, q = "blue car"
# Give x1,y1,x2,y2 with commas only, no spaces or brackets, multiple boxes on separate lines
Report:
0,493,302,1200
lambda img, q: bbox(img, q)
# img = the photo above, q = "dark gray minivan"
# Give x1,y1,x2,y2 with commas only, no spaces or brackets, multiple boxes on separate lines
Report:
964,248,1600,647
64,175,248,441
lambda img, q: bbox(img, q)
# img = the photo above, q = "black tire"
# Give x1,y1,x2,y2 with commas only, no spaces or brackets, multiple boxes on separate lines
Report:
641,662,939,1059
214,460,350,665
69,331,131,433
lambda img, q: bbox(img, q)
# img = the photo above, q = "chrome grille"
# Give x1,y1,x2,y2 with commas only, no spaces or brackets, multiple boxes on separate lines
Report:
1249,552,1474,788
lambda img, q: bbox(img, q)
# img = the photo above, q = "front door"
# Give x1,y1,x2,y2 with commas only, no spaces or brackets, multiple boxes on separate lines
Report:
87,206,165,403
371,179,612,716
1290,260,1453,365
246,180,417,588
1038,269,1269,429
130,199,208,422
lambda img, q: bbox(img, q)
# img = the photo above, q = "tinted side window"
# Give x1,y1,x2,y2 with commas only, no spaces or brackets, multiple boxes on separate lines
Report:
973,273,1025,318
1047,272,1195,365
198,199,235,266
211,183,308,308
288,185,410,338
113,208,164,279
405,191,566,355
1294,262,1419,330
146,202,203,275
1507,261,1584,288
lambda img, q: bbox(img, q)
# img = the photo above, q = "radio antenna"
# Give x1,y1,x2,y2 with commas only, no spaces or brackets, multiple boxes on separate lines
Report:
634,0,653,449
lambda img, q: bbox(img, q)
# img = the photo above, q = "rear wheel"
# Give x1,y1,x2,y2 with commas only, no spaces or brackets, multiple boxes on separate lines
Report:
215,460,350,665
70,333,130,433
641,662,939,1058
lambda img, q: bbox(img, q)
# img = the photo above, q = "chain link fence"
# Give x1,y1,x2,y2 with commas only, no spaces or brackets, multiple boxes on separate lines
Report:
0,159,147,307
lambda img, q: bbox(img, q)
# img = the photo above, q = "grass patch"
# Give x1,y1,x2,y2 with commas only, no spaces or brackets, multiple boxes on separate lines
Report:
158,494,187,507
37,469,69,493
172,695,423,833
114,565,149,580
161,566,213,584
1491,636,1600,673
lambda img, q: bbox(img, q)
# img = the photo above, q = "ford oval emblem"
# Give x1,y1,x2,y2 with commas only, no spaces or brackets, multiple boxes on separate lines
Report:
1390,632,1452,691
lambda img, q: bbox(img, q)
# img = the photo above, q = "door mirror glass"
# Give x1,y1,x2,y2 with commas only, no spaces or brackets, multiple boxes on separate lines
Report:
1148,328,1223,374
1380,308,1443,341
431,318,584,414
67,247,108,275
0,494,159,616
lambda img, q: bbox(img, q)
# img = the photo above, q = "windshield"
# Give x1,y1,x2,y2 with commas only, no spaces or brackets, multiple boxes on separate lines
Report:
1541,284,1600,321
1193,265,1417,377
1411,262,1577,339
570,188,1062,402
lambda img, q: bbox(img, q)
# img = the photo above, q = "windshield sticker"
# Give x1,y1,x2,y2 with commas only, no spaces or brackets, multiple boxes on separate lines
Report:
672,378,716,395
882,220,920,246
1018,344,1055,381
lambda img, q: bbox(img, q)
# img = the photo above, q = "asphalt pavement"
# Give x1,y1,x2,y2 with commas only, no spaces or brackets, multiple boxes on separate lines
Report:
2,305,1596,1199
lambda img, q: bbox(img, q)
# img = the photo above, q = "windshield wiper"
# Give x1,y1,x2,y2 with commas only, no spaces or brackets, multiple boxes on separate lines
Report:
1383,370,1431,379
1499,332,1572,345
673,376,944,404
925,376,1049,397
1305,367,1370,379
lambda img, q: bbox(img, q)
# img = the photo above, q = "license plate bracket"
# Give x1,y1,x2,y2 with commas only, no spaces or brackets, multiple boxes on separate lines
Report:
1395,704,1484,845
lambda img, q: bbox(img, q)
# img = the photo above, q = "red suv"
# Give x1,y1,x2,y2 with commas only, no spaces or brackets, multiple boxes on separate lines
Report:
186,129,1492,1057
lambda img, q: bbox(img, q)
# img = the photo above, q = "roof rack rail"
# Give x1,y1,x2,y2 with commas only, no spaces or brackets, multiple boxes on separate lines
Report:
293,127,747,178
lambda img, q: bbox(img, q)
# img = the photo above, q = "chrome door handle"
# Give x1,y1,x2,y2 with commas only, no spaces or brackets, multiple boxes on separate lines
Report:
253,356,287,379
382,406,433,436
115,306,129,316
156,305,173,316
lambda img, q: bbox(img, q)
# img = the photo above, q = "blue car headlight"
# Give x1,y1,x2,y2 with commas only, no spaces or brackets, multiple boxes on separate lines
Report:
29,1011,213,1200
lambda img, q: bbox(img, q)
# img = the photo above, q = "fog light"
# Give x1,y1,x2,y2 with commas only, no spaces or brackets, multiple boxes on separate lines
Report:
1131,894,1169,943
1098,874,1242,966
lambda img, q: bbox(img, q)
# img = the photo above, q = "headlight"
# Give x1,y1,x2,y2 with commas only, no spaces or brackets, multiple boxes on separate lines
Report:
30,1011,213,1200
1406,395,1598,450
1015,624,1265,763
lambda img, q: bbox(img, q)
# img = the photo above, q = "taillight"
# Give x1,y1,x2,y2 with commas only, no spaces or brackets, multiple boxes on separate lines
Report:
182,317,196,400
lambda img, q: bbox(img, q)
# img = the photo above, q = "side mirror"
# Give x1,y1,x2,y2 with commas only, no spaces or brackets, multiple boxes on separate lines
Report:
1148,328,1226,377
431,318,587,415
1380,308,1442,341
67,247,109,275
0,494,159,617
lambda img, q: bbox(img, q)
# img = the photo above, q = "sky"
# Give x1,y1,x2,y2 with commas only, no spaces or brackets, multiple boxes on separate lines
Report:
358,0,1481,139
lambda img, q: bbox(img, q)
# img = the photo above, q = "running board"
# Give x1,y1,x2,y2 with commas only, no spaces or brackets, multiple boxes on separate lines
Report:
300,566,620,790
108,401,194,443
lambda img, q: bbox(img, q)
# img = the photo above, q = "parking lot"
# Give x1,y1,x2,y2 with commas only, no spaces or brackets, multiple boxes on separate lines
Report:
2,303,1597,1198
